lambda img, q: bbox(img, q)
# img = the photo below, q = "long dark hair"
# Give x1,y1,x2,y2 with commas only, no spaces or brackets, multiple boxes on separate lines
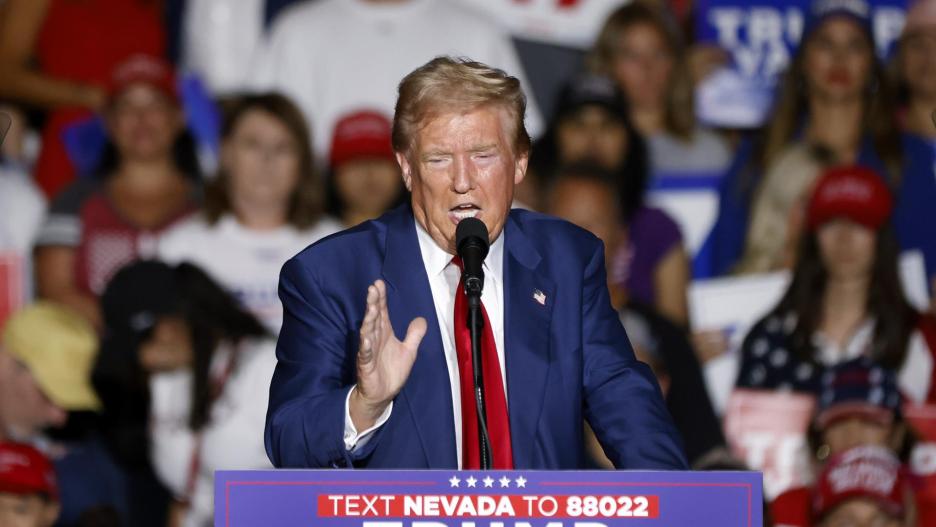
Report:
530,91,649,222
172,263,268,430
94,260,268,442
95,129,201,180
774,226,916,369
745,18,901,190
205,93,324,229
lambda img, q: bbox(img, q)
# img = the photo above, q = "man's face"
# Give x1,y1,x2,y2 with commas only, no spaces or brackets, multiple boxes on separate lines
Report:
0,352,67,440
397,105,528,253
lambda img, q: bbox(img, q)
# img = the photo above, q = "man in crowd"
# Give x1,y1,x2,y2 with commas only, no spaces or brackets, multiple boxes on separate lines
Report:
0,302,124,525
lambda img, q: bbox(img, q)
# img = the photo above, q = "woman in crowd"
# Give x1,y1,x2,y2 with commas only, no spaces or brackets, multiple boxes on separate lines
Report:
158,93,340,333
588,1,732,176
93,260,274,527
896,0,936,313
325,109,404,228
706,0,936,291
735,165,936,402
33,55,201,329
532,74,689,326
0,0,166,197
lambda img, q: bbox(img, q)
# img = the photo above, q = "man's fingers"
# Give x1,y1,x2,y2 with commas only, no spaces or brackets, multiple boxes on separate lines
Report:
402,317,428,353
375,280,391,342
376,280,388,317
359,283,381,361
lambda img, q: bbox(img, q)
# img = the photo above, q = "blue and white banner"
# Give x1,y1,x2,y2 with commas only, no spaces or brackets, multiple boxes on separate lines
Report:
694,0,908,128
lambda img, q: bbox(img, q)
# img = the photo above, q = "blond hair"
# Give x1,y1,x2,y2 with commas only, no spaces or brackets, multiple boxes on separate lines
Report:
735,144,832,274
587,1,695,140
392,56,530,156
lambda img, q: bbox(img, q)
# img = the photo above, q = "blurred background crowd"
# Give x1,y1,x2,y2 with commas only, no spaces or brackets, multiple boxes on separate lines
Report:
2,0,936,525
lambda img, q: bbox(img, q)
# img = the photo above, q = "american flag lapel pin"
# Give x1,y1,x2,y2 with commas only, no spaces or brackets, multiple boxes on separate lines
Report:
533,289,546,306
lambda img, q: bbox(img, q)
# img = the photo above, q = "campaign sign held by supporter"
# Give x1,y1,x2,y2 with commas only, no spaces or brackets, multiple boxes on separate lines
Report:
724,388,816,499
216,470,762,526
694,0,908,127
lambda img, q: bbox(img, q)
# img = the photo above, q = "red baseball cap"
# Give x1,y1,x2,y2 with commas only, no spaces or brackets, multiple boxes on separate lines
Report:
813,446,906,521
107,54,178,103
0,442,58,499
329,110,395,168
806,165,893,231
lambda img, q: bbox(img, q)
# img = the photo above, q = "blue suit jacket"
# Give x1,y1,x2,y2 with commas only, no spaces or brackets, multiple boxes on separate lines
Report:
266,204,687,470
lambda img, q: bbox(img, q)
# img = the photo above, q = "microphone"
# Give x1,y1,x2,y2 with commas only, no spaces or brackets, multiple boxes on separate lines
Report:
455,217,492,469
455,217,489,298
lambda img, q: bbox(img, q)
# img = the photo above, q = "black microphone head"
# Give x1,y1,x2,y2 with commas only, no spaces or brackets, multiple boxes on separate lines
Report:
455,217,490,257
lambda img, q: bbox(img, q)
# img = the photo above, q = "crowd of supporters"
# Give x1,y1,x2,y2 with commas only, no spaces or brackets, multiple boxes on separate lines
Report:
1,0,936,526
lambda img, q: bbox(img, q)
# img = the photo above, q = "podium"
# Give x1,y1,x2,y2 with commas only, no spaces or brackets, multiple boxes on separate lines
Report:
215,470,762,526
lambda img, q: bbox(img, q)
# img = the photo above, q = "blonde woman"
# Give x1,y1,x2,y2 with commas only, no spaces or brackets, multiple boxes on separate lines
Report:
588,1,731,176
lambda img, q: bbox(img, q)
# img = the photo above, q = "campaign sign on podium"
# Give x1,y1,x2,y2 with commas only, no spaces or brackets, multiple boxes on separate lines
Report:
215,470,762,526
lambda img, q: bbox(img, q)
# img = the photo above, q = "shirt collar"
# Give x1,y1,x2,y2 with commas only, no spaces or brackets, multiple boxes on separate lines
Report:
414,217,504,283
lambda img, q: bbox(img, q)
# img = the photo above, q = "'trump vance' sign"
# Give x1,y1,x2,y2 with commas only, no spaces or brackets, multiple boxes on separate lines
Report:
694,0,908,127
216,470,762,526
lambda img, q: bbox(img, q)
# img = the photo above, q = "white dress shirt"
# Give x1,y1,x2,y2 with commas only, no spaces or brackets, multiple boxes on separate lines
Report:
344,219,507,467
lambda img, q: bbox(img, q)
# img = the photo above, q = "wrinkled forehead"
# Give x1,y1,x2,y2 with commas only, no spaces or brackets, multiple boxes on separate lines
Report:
407,103,516,155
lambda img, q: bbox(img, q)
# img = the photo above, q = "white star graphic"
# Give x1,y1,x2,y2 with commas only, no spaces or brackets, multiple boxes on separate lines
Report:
499,476,511,488
449,475,461,488
483,476,494,488
515,476,527,488
466,476,477,488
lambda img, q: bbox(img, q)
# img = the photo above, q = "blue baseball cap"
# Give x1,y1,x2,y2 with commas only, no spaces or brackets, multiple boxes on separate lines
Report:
803,0,874,45
816,357,902,429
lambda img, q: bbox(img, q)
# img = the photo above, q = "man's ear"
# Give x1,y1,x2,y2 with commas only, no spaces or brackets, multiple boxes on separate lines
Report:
396,151,414,192
514,150,529,186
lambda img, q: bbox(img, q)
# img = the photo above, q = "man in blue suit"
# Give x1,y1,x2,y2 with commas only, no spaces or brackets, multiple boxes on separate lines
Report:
266,56,686,470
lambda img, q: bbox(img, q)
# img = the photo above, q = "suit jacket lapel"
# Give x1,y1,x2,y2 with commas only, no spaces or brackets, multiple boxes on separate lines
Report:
502,215,555,468
380,206,458,468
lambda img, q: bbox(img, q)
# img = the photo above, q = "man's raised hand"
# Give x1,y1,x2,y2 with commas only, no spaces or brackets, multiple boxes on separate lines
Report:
349,279,427,432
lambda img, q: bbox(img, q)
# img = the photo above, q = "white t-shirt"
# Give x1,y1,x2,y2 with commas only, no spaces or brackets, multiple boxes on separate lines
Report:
249,0,543,161
181,0,265,95
149,337,277,527
647,128,733,176
158,213,342,333
0,167,46,252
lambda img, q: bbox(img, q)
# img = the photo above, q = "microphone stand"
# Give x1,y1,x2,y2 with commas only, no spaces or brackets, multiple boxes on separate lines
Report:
465,279,492,470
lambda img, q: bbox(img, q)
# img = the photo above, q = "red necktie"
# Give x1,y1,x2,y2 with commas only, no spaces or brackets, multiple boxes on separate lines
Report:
452,256,514,469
